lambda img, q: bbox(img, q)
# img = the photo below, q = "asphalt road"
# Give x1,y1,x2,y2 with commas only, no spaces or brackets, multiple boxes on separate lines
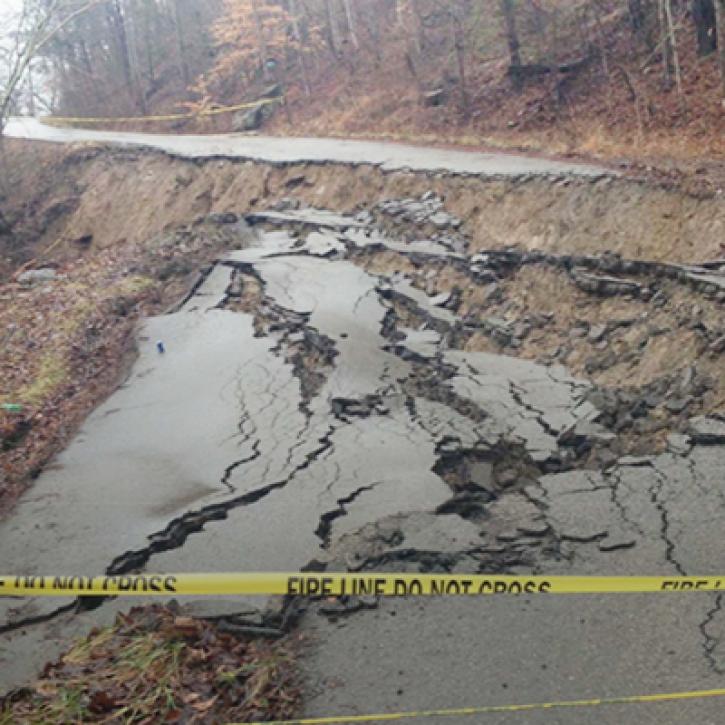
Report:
1,131,724,724
4,116,611,178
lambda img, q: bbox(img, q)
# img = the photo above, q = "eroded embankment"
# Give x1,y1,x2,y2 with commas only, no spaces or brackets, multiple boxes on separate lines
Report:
3,140,724,268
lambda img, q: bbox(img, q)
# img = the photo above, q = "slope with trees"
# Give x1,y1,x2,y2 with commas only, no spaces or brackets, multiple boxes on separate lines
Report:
2,1,725,163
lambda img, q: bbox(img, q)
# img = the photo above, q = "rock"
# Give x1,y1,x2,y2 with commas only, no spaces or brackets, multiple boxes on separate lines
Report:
260,83,283,99
583,355,603,373
614,413,634,432
428,211,462,230
483,284,503,303
217,622,284,638
666,433,692,456
272,197,301,211
588,324,608,343
571,270,645,297
17,268,57,286
227,275,244,298
709,335,725,354
207,212,239,224
629,399,649,419
232,92,281,131
0,211,11,235
559,421,616,447
233,105,265,131
513,321,532,340
596,449,619,468
422,88,449,107
665,397,692,414
72,234,93,247
482,317,514,345
179,600,261,620
496,530,521,542
517,521,549,537
468,461,494,490
436,493,489,518
618,455,653,467
496,468,518,487
687,416,725,444
354,210,373,225
429,292,451,307
633,418,667,435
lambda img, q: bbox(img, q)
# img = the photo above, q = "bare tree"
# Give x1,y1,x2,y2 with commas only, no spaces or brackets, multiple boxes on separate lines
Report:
1,0,106,136
692,0,717,55
341,0,359,49
716,0,725,97
324,0,342,55
171,0,191,87
664,0,682,94
289,0,311,95
500,0,523,88
657,0,674,86
450,4,469,115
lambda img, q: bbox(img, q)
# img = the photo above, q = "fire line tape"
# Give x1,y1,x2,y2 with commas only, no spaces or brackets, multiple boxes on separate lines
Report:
40,96,283,126
238,688,725,724
1,573,725,597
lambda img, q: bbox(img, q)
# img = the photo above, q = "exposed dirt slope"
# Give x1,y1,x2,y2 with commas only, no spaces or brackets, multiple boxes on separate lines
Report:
3,140,724,269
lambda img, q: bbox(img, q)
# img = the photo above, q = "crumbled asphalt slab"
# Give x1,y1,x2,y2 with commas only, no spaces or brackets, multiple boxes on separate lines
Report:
0,198,724,724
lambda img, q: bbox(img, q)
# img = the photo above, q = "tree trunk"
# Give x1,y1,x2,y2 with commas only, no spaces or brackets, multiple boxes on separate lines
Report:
693,0,717,55
657,0,674,86
26,65,36,116
107,0,142,111
289,0,311,94
716,0,725,97
172,0,191,87
664,0,682,94
124,0,147,113
500,0,522,88
325,0,342,56
629,0,645,31
341,0,359,49
451,14,469,116
251,0,270,76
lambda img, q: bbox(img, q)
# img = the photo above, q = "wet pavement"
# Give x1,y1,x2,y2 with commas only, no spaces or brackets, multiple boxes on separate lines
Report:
1,203,724,723
5,116,611,178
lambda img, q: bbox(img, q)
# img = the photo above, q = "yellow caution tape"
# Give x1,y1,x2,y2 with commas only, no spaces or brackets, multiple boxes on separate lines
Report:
240,688,725,724
2,573,725,597
41,96,283,126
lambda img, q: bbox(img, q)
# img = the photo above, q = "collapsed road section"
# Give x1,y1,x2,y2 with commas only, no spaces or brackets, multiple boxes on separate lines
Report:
1,197,725,722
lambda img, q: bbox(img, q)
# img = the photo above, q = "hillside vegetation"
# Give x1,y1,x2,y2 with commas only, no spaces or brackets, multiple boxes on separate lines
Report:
5,0,722,167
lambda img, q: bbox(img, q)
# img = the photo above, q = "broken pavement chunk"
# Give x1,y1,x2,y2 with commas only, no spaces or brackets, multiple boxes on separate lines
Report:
687,416,725,445
570,269,645,297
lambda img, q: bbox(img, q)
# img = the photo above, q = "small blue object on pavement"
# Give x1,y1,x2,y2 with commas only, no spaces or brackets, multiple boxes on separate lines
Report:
156,341,166,354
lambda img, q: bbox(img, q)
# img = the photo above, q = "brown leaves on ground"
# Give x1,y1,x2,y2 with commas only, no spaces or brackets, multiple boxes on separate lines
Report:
0,244,147,512
0,220,237,516
0,605,300,724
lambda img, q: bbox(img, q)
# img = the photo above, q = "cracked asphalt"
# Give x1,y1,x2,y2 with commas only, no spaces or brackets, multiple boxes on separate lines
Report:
1,194,725,723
